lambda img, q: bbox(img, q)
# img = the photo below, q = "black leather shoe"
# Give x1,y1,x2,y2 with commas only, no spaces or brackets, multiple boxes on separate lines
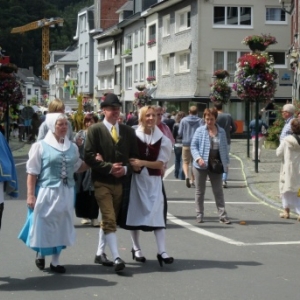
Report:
35,258,45,270
50,263,66,273
94,253,114,266
35,253,45,270
131,248,146,263
114,257,125,272
157,252,174,267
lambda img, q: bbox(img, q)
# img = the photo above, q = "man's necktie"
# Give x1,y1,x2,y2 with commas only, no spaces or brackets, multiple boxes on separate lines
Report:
111,125,118,143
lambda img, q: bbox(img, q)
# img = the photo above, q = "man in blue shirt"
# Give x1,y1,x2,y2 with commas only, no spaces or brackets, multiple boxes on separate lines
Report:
280,104,295,143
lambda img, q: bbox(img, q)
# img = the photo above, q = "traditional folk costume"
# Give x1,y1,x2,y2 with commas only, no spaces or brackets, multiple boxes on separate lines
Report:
19,114,83,257
126,125,172,230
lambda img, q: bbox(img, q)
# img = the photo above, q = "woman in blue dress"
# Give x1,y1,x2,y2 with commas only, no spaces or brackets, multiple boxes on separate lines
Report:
19,113,89,273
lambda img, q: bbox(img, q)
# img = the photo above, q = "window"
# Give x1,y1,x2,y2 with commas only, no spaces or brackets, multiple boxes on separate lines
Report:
176,51,190,73
85,71,88,86
134,30,139,47
80,15,86,32
80,72,83,86
266,8,286,24
149,24,156,41
163,15,170,36
115,40,120,55
107,76,114,89
268,52,286,67
134,64,138,82
70,68,77,79
214,51,249,82
214,6,252,27
140,63,144,81
175,6,191,32
100,77,106,89
107,46,112,59
162,55,170,75
85,43,88,57
148,61,156,77
115,66,121,85
99,48,105,61
27,88,31,95
140,28,145,45
125,34,132,51
125,66,132,89
80,44,83,59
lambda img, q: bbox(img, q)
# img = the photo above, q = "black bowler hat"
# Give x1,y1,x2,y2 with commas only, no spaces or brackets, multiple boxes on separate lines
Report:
100,93,122,108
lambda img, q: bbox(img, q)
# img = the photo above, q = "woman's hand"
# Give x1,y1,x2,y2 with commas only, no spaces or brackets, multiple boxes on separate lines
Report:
27,195,36,210
95,153,103,161
129,158,144,168
197,158,206,167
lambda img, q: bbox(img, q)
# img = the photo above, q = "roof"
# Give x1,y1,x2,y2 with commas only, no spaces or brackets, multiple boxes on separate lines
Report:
116,1,133,13
58,48,78,62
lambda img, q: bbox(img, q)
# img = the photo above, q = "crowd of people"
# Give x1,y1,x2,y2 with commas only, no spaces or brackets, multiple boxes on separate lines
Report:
1,95,300,274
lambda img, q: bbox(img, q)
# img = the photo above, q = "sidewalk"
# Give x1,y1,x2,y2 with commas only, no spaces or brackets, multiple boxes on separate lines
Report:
8,137,283,209
230,138,281,208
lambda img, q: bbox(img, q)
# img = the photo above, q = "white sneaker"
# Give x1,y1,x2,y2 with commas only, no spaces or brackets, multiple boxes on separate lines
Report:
81,218,91,225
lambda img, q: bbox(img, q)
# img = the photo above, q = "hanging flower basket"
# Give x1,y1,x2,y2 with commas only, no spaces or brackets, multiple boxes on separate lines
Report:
233,52,278,102
136,84,146,91
242,34,277,52
248,42,267,52
214,69,230,80
0,63,23,107
209,79,232,104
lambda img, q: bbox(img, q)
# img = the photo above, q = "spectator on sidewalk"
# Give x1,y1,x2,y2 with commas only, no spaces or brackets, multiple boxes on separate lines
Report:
126,110,138,127
0,131,18,230
37,99,73,141
172,111,185,180
163,113,175,132
214,102,236,188
191,108,231,224
280,104,295,143
276,118,300,220
178,106,204,188
249,114,268,163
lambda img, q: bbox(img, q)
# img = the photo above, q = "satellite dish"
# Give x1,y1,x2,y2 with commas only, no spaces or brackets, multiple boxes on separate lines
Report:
21,106,34,120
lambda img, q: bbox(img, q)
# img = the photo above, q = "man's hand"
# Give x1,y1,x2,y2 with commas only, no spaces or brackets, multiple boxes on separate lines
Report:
111,162,125,178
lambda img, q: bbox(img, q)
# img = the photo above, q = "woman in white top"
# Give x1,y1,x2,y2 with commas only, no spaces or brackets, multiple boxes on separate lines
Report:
124,106,174,267
19,113,89,273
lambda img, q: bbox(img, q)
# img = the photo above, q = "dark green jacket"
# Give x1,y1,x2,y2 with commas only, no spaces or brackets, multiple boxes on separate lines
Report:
84,122,139,184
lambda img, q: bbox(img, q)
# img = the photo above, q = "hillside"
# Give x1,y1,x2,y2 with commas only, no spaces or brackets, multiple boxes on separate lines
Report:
0,0,93,76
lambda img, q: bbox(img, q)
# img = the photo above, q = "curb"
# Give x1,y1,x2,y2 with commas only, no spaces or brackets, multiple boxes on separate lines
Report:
232,153,282,211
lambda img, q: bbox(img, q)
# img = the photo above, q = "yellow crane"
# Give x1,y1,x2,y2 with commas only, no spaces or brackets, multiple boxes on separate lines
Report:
11,18,64,80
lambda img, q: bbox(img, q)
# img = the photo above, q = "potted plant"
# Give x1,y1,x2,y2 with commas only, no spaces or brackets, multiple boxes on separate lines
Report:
147,76,156,82
213,69,230,80
122,49,132,56
264,105,284,149
209,78,232,104
233,52,278,102
147,39,156,46
242,34,277,52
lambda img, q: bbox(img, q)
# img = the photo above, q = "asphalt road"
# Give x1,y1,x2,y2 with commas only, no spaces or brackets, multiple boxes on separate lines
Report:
1,153,300,300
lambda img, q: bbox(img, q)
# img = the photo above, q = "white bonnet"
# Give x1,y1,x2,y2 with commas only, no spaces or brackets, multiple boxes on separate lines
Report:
46,113,67,133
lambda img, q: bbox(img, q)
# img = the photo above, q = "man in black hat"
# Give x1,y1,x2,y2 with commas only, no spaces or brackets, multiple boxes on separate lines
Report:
84,93,139,272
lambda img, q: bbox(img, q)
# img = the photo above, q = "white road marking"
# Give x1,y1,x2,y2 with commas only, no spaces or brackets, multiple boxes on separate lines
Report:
167,213,300,246
168,201,261,205
15,162,27,166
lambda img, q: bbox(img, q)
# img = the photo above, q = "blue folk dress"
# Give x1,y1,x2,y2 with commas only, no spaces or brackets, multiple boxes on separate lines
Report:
18,131,82,256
